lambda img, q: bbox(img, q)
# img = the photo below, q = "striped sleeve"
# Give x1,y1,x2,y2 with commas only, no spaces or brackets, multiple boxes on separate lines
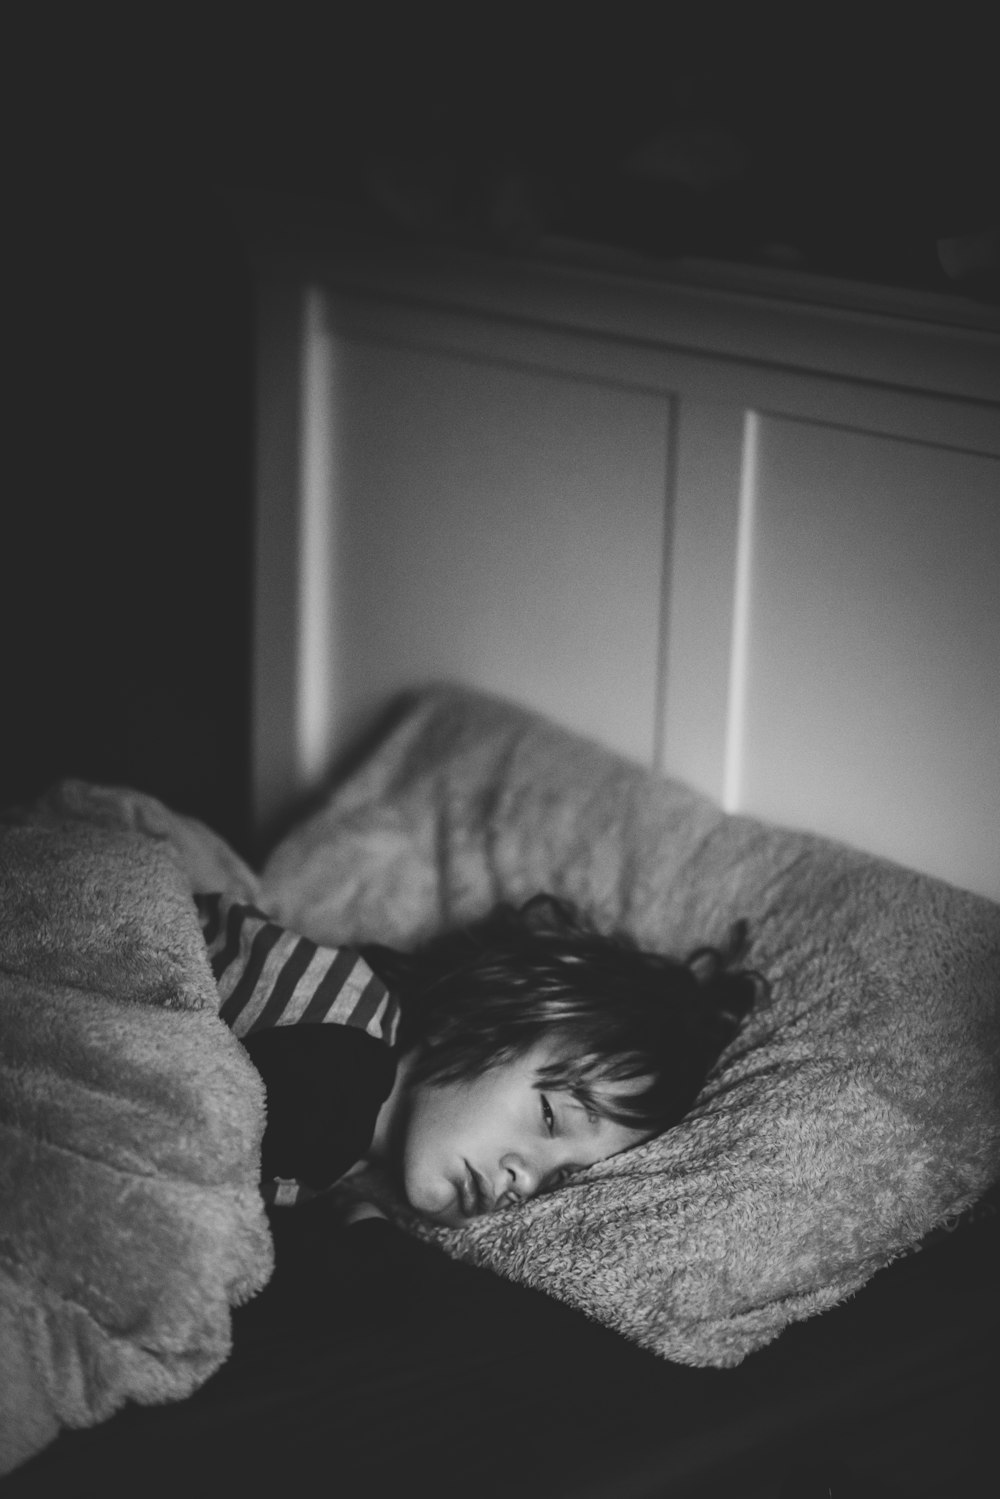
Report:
194,892,400,1048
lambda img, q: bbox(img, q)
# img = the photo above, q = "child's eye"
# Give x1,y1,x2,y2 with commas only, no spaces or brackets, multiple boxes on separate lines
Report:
540,1094,555,1135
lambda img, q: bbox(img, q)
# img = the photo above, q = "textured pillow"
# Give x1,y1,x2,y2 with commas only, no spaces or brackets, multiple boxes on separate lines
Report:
260,686,1000,1367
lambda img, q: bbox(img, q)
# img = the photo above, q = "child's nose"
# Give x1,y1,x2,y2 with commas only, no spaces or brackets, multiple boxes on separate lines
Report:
498,1151,541,1202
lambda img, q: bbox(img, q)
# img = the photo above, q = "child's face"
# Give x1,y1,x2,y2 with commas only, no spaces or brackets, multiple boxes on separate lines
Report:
391,1040,651,1228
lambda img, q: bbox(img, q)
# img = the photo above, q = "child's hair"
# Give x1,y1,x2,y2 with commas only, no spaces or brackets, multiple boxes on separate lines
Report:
362,894,765,1134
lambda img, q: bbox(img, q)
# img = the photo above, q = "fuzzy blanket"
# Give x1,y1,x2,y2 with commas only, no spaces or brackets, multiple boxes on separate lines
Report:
0,785,273,1477
261,685,1000,1369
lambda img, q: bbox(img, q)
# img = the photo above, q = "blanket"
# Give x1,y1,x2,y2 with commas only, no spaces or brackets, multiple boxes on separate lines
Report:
0,785,272,1477
261,685,1000,1368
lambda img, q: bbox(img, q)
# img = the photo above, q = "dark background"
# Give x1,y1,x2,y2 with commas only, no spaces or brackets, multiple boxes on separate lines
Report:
5,12,996,857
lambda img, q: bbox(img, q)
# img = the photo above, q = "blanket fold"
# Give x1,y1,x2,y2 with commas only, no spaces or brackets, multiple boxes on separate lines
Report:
0,792,272,1477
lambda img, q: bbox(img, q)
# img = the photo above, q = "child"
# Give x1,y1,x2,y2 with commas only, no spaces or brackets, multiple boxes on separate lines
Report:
197,892,761,1228
7,894,765,1491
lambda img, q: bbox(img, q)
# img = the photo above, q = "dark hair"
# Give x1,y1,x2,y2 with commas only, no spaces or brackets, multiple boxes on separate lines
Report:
362,895,764,1134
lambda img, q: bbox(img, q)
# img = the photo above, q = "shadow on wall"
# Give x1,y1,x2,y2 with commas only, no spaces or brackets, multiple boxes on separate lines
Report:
4,15,996,857
6,32,254,850
227,14,999,301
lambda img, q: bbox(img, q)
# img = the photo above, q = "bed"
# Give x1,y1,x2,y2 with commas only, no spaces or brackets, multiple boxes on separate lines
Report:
3,229,999,1497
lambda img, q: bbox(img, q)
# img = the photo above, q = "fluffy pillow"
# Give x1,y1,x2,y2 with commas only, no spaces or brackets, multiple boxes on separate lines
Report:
260,686,1000,1367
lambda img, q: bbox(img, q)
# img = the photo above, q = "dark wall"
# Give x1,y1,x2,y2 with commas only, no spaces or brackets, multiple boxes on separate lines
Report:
6,27,254,850
5,15,994,854
227,14,998,297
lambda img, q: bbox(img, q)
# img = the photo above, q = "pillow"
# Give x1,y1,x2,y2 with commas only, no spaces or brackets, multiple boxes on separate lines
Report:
260,686,1000,1367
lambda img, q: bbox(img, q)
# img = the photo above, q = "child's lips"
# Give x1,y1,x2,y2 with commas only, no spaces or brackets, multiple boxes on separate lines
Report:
461,1162,493,1216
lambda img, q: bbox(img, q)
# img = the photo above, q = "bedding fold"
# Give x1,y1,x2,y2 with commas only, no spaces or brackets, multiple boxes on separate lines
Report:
0,789,272,1477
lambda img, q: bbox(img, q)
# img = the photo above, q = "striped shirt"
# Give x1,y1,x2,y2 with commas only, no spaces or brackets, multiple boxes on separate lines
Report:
196,893,400,1204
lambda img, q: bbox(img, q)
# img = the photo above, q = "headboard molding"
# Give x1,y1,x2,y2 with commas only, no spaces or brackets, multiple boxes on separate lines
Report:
253,226,1000,899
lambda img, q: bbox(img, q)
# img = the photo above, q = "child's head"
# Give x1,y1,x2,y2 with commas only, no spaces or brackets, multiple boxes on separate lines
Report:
365,896,761,1227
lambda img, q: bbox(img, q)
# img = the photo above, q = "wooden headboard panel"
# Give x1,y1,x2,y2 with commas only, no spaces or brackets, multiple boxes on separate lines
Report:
252,229,1000,901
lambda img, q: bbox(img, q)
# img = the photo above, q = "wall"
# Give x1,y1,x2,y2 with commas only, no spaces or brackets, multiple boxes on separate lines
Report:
5,41,254,850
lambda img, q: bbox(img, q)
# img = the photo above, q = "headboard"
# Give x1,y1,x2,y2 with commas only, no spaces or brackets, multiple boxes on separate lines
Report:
251,223,1000,900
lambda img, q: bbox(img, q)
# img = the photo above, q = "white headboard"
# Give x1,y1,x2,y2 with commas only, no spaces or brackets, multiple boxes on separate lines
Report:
252,226,1000,901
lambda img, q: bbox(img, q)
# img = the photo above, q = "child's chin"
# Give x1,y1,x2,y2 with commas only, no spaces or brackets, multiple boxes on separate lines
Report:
405,1176,466,1228
427,1203,469,1229
416,1192,468,1229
